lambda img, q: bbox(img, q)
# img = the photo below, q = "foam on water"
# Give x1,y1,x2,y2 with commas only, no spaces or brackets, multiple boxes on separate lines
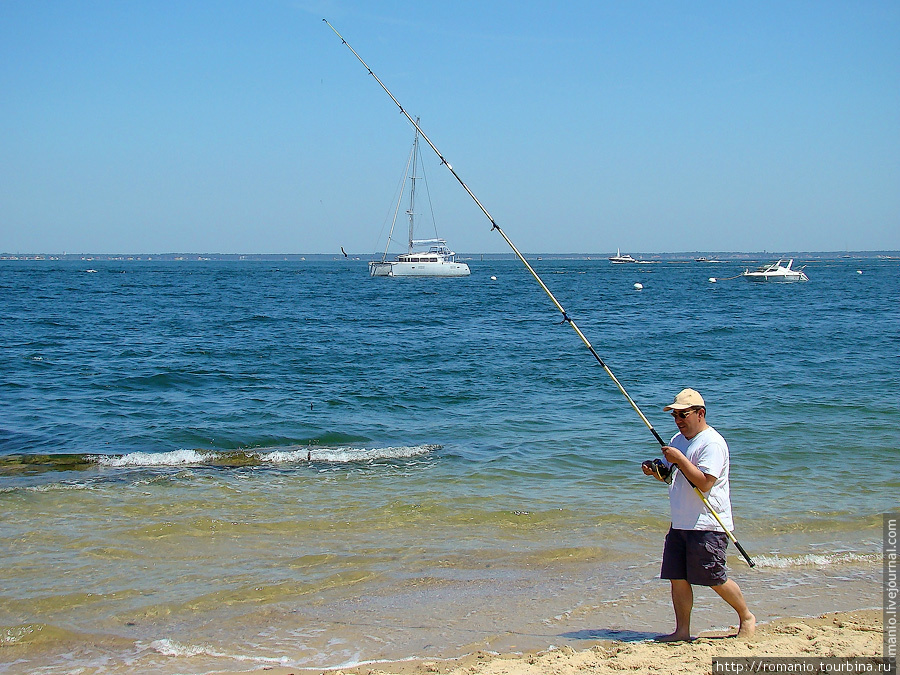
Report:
294,444,438,463
1,623,82,647
147,638,295,666
84,444,438,468
0,481,93,493
91,449,211,467
753,551,881,568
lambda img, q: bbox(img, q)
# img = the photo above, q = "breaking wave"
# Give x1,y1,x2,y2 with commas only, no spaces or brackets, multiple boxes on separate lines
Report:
0,444,440,475
91,444,439,467
148,638,296,666
752,551,880,568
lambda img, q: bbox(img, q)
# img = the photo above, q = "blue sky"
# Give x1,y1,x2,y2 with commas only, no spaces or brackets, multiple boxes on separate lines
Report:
1,1,898,255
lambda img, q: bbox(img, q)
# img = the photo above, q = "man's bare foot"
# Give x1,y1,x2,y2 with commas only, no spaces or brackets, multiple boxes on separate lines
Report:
654,632,693,642
736,612,756,638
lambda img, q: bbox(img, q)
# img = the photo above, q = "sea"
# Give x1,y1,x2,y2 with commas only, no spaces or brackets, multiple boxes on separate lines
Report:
1,255,897,674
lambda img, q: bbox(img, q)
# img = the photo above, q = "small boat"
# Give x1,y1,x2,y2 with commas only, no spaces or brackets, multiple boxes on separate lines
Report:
369,124,470,278
695,256,722,263
742,258,809,282
608,248,636,264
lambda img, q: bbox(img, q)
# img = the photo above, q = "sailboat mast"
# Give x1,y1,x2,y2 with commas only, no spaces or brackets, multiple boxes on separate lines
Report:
406,125,419,254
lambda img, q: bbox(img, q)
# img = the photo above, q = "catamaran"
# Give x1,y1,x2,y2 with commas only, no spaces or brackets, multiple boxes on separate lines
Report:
368,125,470,278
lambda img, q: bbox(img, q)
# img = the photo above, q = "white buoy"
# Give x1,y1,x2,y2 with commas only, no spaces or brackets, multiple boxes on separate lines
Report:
857,270,863,275
490,275,497,280
633,282,643,290
709,277,717,283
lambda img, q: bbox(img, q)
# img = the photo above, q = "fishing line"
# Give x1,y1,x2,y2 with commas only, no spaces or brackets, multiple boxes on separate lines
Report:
323,20,754,567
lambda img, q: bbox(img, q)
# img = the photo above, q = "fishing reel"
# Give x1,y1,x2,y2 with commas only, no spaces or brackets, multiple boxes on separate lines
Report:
643,458,674,484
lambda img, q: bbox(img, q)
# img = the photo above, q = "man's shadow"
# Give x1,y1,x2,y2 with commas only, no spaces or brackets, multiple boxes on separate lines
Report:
560,628,658,642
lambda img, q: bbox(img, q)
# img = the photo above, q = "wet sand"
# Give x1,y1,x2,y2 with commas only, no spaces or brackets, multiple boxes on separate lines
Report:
223,609,885,675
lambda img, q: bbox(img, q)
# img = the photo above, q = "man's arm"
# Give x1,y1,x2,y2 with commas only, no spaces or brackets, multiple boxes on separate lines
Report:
660,446,717,492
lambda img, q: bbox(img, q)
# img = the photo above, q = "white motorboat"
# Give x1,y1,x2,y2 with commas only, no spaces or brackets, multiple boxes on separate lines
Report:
608,248,636,263
369,125,470,278
742,258,809,282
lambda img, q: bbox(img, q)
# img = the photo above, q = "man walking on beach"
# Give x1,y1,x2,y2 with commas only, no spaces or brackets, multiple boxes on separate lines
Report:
642,388,756,641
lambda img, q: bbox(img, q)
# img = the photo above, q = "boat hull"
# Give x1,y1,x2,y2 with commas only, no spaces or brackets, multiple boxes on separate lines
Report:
369,261,470,277
743,273,808,282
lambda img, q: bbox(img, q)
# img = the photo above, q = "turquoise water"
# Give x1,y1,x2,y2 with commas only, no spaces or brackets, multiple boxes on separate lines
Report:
0,257,897,673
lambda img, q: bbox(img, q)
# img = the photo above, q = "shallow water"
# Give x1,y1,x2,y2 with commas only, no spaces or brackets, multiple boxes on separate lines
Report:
0,256,897,672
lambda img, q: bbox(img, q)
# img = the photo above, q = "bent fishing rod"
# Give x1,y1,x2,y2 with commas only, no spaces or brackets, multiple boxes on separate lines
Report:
323,19,754,568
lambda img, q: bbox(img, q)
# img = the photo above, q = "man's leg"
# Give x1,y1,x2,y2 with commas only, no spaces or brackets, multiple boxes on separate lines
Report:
711,579,756,637
657,578,693,641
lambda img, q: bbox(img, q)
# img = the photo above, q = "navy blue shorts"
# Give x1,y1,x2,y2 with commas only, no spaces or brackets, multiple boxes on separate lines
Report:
660,526,729,586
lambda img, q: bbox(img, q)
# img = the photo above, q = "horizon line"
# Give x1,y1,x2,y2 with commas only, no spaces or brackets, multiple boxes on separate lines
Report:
3,250,898,260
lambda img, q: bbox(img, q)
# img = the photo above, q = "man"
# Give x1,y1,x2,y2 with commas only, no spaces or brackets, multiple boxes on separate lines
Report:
642,388,755,641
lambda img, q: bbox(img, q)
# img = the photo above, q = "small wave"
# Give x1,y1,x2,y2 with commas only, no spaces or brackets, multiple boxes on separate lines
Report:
91,449,212,467
0,445,440,478
284,444,439,464
148,638,294,665
13,482,94,493
86,444,439,468
753,551,880,568
1,623,84,646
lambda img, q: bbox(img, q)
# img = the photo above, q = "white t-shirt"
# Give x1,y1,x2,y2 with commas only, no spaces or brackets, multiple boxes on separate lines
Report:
667,425,733,532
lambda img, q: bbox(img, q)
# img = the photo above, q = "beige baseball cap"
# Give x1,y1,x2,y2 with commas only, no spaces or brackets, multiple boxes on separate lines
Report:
663,388,705,411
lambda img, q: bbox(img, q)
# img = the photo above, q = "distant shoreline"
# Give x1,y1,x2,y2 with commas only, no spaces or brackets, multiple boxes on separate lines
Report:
2,251,898,262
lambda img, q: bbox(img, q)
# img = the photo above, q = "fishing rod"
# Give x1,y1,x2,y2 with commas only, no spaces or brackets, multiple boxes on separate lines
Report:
323,20,754,568
322,20,658,437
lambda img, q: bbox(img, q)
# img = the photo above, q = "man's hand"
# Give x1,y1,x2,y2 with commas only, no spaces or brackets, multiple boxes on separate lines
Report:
642,459,673,483
661,445,687,467
661,446,716,492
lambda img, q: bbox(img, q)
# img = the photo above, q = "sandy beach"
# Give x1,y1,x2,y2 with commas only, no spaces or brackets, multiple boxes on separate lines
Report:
222,609,885,675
